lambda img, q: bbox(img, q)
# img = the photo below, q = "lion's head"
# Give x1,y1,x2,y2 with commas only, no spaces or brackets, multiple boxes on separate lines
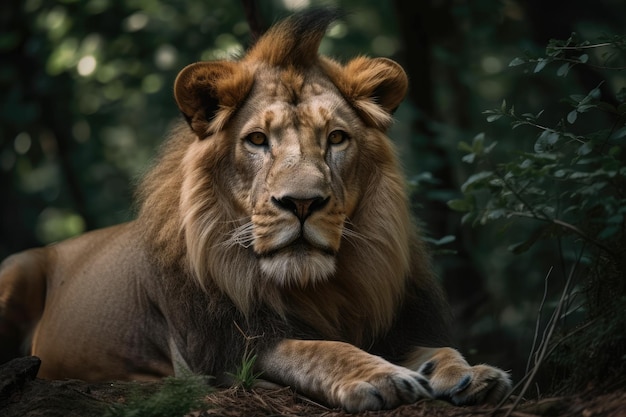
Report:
139,10,420,342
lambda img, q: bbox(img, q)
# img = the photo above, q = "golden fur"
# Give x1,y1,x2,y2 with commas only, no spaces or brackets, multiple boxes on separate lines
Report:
0,10,511,411
138,12,414,342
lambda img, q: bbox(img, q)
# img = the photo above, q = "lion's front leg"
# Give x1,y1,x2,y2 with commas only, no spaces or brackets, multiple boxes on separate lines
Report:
401,347,511,405
257,339,432,412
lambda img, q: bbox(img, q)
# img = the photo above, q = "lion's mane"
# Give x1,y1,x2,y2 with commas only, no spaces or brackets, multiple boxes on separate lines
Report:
136,9,436,347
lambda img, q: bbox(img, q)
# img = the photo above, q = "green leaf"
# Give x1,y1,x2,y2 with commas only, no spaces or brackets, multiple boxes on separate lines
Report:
508,240,533,255
486,209,507,221
567,110,578,124
577,104,596,113
589,86,602,99
569,171,590,179
488,177,504,187
608,145,621,157
462,153,476,164
448,198,472,212
461,171,493,192
598,225,619,240
577,142,593,156
534,58,549,73
557,63,570,77
609,127,626,140
461,212,475,225
509,57,525,67
425,235,457,246
519,158,533,169
486,114,502,122
578,53,589,63
534,130,559,153
484,141,498,154
571,181,608,198
472,132,486,149
457,141,473,152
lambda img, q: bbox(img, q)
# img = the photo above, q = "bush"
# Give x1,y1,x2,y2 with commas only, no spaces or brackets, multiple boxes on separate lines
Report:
450,33,626,394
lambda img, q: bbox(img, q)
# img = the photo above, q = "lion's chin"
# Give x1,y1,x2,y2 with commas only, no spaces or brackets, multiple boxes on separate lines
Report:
259,250,336,287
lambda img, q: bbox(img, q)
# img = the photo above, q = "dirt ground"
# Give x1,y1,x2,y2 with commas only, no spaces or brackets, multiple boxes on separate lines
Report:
196,386,626,417
2,356,625,417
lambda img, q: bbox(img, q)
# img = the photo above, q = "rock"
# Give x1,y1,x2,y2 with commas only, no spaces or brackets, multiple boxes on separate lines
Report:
0,356,41,405
0,357,125,417
1,378,113,417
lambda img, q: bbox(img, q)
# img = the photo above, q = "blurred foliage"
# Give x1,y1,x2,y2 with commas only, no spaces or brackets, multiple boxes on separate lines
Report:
451,34,626,393
0,0,407,252
1,0,625,396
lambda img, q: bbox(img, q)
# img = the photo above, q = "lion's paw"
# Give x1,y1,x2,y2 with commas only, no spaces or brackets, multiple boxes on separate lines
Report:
336,366,432,412
418,349,511,405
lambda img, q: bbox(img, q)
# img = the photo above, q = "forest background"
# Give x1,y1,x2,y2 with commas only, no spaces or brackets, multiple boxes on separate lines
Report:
1,0,624,397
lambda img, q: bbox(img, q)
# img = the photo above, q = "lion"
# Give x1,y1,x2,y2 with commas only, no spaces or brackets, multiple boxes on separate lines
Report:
0,9,511,412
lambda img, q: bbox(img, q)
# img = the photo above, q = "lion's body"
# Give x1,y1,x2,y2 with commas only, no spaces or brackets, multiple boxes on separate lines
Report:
18,224,173,380
0,10,511,411
18,220,448,383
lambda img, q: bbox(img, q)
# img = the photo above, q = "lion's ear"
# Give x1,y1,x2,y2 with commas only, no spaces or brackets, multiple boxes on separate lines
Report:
327,57,408,130
174,61,253,138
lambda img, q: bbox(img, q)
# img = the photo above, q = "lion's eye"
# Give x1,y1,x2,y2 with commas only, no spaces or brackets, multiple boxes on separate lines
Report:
246,132,268,147
328,130,349,146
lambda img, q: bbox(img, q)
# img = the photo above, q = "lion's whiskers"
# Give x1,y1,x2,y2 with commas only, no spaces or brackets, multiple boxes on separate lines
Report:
341,220,370,246
221,221,255,249
215,217,250,226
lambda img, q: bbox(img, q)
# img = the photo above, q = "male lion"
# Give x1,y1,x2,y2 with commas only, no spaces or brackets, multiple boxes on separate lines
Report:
0,9,511,412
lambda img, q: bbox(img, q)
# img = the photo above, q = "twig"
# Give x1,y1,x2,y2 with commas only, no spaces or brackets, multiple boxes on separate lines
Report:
551,42,614,50
497,248,583,417
542,320,593,361
507,211,617,257
526,267,553,374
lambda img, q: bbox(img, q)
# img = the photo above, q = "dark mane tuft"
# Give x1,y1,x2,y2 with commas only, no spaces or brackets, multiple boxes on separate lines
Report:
245,8,344,68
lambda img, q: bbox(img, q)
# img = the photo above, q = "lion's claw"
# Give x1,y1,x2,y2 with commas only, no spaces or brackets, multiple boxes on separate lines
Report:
337,367,432,412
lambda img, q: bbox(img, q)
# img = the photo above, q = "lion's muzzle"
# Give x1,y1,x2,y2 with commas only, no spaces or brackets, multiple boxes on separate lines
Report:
271,195,330,222
252,191,342,286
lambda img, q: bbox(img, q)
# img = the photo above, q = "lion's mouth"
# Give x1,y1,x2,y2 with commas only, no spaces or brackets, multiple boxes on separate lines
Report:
256,235,338,286
257,236,336,258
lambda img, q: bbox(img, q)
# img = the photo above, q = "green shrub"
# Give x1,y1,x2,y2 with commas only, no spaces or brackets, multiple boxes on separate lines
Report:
450,33,626,394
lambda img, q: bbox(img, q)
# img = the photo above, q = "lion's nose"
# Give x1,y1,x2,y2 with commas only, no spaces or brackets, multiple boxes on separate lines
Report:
272,195,329,222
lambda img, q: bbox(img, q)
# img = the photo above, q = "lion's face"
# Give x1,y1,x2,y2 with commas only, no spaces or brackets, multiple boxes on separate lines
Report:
171,19,410,314
226,66,365,286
